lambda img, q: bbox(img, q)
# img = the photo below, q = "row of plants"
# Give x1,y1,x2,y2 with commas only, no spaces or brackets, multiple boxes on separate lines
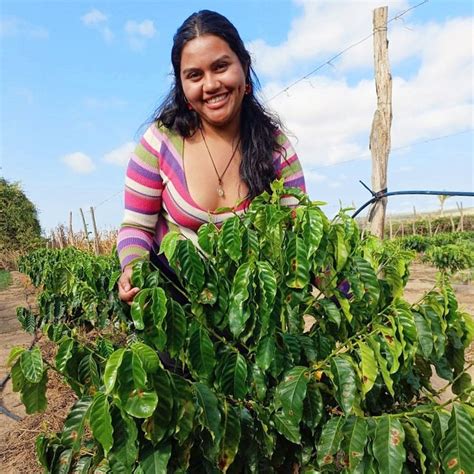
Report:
384,214,474,238
9,181,474,473
396,232,474,273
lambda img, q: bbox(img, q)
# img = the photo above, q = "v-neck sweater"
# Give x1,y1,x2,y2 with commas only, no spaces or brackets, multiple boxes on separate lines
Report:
117,122,306,269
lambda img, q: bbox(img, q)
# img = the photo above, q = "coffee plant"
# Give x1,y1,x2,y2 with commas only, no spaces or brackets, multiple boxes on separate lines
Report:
9,181,474,473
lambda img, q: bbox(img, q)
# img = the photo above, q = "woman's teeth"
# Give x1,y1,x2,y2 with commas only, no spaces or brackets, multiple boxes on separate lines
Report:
207,94,227,104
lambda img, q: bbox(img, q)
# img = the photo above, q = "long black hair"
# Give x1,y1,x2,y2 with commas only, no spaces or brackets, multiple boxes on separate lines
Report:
153,10,284,199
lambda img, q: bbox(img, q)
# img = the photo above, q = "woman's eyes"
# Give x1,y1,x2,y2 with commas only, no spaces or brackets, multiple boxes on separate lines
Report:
215,62,228,71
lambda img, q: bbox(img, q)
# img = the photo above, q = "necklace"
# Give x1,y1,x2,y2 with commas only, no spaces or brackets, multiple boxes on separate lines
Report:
200,128,241,198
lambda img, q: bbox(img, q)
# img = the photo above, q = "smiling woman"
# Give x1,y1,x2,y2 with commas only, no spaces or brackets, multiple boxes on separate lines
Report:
116,10,306,305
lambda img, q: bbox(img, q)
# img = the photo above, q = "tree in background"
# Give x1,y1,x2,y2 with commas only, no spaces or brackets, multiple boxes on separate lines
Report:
0,178,43,267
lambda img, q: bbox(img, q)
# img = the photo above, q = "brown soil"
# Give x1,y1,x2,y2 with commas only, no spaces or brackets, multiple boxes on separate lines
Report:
0,265,472,473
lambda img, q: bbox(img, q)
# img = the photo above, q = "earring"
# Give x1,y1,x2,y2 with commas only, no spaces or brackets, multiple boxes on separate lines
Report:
187,102,193,111
245,83,251,95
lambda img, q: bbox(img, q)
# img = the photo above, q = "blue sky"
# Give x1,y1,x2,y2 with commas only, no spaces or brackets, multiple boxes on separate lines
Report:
1,0,472,232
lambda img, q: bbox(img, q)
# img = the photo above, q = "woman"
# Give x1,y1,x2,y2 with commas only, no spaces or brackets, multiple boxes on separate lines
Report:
117,10,306,303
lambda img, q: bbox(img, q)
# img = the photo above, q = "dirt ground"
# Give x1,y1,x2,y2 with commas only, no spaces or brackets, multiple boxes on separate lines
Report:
0,265,472,473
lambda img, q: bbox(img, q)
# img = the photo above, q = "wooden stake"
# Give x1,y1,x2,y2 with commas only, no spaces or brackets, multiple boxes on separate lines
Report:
369,6,392,239
79,208,91,250
90,207,101,255
411,206,416,235
68,211,75,246
456,202,464,232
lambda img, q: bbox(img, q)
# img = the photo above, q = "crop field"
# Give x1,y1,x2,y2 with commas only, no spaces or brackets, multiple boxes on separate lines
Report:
0,188,473,473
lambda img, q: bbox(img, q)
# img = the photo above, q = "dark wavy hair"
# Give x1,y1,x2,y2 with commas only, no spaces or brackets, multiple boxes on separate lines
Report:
152,10,285,199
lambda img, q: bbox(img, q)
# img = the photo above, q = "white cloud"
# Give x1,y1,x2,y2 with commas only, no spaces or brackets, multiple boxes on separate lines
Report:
103,142,135,166
125,19,156,38
124,19,156,50
81,9,114,43
0,16,48,38
255,5,473,172
81,9,107,26
62,152,96,174
248,0,410,78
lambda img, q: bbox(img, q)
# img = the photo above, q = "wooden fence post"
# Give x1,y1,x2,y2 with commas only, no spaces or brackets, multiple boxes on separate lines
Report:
369,6,392,239
68,211,75,246
90,207,101,255
79,208,91,251
456,202,464,232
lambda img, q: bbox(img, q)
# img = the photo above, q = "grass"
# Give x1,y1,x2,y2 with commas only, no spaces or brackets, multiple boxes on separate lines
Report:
0,269,12,290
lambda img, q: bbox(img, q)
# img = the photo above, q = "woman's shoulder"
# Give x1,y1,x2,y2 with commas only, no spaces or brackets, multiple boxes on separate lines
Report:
140,121,182,152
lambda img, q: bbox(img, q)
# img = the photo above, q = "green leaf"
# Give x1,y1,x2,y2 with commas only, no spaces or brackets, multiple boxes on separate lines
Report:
275,366,310,423
123,383,158,419
131,342,160,373
130,289,149,330
358,341,378,396
334,225,349,271
175,240,205,292
61,397,92,452
302,207,324,257
20,346,44,383
198,222,218,255
188,324,216,382
90,392,114,455
433,410,451,457
273,411,301,444
319,298,341,327
78,353,100,389
150,287,167,328
11,359,25,392
7,346,25,366
413,312,433,358
21,371,48,413
219,352,248,400
55,338,74,373
342,416,368,471
194,382,221,441
256,336,275,372
53,449,73,474
402,420,427,474
286,233,310,288
441,404,473,474
219,401,241,472
221,216,242,262
104,348,126,394
165,299,186,358
302,381,323,431
330,356,357,415
138,443,172,473
144,369,174,444
159,231,181,261
109,407,139,471
131,352,147,389
72,456,93,474
228,261,254,337
256,261,277,336
368,336,394,397
373,416,406,474
316,416,344,467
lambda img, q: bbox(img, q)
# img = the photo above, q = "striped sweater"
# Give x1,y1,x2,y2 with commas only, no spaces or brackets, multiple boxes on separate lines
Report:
117,122,306,269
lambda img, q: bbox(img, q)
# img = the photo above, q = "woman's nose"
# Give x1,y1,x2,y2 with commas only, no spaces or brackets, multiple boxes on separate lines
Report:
203,74,220,92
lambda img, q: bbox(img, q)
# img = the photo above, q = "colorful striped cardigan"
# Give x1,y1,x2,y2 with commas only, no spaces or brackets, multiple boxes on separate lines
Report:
117,122,306,269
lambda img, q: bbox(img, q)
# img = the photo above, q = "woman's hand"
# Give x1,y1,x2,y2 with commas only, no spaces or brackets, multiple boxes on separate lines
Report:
118,265,140,304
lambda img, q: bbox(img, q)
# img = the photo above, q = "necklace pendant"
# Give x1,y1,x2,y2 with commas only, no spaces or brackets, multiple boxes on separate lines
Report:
217,186,225,198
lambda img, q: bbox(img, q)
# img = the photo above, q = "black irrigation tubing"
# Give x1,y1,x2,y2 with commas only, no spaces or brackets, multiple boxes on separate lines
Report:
0,404,23,422
352,181,474,218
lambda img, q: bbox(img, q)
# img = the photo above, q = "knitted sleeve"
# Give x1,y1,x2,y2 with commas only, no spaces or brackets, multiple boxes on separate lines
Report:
117,124,163,269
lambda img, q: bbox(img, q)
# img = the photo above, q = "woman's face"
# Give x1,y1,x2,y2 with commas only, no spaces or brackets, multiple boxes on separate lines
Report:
180,34,247,131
